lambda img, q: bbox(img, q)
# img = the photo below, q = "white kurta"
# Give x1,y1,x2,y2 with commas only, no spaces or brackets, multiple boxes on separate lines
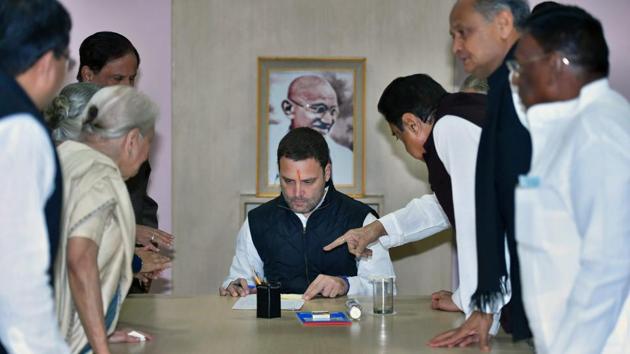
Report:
0,114,70,354
378,115,511,334
515,79,630,354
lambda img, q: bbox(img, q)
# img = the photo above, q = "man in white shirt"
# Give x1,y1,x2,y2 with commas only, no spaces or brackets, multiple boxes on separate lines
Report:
220,127,394,300
324,74,505,335
511,5,630,354
0,1,72,353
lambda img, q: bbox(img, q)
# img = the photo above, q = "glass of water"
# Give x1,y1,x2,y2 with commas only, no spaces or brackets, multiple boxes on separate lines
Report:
372,276,395,314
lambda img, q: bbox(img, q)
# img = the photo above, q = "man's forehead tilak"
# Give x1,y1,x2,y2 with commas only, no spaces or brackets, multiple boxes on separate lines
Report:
297,168,301,191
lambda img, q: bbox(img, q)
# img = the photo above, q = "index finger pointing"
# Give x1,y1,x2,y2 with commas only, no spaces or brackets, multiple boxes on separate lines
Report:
303,277,324,300
323,236,346,251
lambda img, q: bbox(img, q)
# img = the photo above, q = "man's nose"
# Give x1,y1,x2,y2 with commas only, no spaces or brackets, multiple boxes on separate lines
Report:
451,38,462,55
295,179,302,197
321,112,335,124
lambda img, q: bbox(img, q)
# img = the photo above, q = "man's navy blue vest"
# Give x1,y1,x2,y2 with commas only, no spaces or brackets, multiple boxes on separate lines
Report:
0,72,62,284
249,184,376,294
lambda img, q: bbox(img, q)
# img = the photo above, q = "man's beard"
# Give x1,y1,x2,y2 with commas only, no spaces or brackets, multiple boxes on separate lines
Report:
282,192,324,214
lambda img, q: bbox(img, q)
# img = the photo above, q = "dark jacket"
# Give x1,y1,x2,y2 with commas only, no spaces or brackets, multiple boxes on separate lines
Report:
248,184,377,294
423,92,487,227
126,160,158,228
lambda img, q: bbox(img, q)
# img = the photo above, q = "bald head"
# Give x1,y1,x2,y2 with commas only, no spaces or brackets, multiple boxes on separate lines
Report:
288,75,337,103
282,75,339,134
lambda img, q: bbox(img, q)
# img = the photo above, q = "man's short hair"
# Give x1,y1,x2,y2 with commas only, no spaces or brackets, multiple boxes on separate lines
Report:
77,31,140,81
277,127,330,171
524,4,609,77
0,0,71,76
473,0,530,31
531,1,561,15
378,74,447,131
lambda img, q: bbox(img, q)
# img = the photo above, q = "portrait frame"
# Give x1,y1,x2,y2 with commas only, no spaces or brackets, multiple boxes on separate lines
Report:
256,57,366,197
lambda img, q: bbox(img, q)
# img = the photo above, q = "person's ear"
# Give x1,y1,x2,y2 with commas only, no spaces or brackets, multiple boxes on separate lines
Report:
34,51,56,76
401,113,419,135
26,51,61,108
324,162,332,182
281,99,293,117
30,51,53,81
548,52,567,89
80,65,95,82
122,128,142,158
495,9,514,40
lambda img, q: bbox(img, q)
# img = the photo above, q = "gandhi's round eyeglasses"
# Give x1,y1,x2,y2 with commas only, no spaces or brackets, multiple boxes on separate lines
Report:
286,97,339,117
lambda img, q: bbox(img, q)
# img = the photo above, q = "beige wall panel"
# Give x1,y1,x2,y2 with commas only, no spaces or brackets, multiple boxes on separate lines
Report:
173,0,457,295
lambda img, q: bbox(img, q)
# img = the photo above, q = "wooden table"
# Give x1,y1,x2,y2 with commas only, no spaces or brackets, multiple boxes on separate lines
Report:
111,294,532,354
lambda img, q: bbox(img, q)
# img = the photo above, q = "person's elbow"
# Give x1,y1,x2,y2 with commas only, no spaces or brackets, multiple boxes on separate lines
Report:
67,239,98,280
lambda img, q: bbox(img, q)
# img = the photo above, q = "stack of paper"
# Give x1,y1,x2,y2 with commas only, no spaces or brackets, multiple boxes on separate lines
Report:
231,294,304,310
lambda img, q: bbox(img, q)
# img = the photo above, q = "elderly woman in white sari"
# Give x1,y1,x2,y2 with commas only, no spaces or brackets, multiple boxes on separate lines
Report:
54,85,158,354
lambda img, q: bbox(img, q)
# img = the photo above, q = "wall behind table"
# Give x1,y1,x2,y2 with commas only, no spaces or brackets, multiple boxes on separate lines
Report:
60,0,173,233
173,0,457,295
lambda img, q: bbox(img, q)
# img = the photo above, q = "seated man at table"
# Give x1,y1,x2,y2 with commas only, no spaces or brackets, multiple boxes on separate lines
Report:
220,127,395,300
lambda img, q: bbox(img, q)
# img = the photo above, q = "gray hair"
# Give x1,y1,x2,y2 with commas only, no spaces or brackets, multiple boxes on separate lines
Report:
81,85,158,140
474,0,530,31
44,82,101,142
460,75,489,94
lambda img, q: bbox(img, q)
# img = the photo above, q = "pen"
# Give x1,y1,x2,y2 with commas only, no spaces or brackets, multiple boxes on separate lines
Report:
252,268,262,286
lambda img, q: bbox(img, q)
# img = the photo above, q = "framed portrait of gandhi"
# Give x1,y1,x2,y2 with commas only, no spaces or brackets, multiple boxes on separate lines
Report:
256,57,366,197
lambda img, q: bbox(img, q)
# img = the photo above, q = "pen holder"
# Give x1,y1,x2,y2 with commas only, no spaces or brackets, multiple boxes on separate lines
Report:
256,282,281,319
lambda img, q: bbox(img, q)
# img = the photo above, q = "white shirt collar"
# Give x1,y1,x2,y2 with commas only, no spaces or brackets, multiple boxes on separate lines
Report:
525,78,609,129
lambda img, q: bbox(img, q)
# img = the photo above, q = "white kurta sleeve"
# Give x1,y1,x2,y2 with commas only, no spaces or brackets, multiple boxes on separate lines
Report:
550,135,630,354
0,115,70,354
347,213,396,296
378,194,450,249
221,217,265,289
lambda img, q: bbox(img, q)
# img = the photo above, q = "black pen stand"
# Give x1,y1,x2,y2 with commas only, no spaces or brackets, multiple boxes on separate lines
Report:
256,282,281,318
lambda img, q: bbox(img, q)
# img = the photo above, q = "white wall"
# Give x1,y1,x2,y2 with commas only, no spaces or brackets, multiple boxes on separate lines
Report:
59,0,173,233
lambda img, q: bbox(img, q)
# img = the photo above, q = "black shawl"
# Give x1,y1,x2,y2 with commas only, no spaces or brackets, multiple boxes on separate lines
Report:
472,45,533,341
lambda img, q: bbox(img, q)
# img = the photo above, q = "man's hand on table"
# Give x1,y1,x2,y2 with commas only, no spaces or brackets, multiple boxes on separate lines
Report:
303,274,348,300
219,278,255,297
431,290,461,312
427,311,494,351
109,328,153,343
323,220,386,258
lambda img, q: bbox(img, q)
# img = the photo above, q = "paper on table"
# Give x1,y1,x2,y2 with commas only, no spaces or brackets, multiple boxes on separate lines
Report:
232,294,304,310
